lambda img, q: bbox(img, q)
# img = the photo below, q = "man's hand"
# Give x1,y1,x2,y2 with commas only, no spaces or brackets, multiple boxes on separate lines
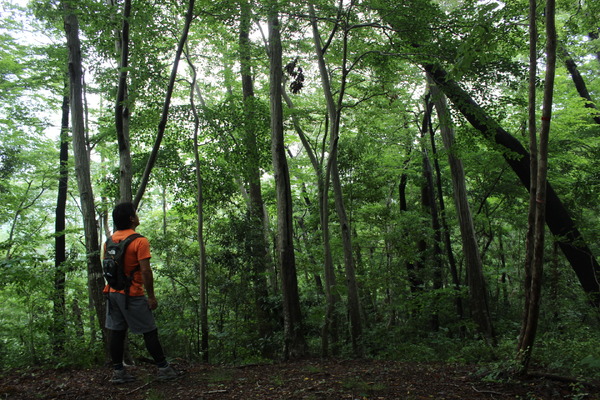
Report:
147,296,158,310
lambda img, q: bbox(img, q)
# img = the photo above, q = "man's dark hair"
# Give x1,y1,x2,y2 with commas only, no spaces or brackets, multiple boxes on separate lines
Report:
113,202,137,230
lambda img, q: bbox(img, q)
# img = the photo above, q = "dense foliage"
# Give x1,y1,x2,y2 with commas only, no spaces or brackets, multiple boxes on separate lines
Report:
1,0,599,380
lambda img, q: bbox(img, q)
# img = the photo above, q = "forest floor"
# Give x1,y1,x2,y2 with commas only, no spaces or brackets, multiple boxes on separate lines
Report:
1,358,599,399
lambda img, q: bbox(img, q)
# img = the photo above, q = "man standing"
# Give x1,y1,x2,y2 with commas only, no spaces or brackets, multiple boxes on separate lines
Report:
104,202,178,383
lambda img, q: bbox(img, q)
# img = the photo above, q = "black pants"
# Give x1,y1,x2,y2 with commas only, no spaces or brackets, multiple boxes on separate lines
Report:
109,328,166,367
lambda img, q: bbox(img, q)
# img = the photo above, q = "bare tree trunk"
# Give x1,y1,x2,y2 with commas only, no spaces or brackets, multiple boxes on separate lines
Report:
114,0,133,202
518,0,557,371
426,104,463,323
239,1,274,358
282,89,340,356
268,2,307,360
186,53,209,363
309,3,363,357
560,45,600,125
52,93,69,357
133,0,195,207
62,1,107,352
518,0,538,356
420,98,443,332
428,78,495,343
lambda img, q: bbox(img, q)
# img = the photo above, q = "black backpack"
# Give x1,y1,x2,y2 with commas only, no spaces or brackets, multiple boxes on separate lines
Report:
103,233,143,292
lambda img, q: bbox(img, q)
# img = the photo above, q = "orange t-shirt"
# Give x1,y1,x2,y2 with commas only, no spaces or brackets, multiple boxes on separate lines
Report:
102,229,151,297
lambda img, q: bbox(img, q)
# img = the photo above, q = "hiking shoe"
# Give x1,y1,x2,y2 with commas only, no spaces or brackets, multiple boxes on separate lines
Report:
157,364,181,381
110,368,136,384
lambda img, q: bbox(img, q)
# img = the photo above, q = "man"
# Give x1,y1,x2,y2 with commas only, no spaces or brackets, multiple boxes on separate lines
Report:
104,202,178,383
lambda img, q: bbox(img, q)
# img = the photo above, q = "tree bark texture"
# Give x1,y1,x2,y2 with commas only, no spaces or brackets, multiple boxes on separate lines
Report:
424,64,600,307
282,88,340,356
518,0,557,370
426,102,463,322
239,0,273,358
420,99,443,332
52,94,69,357
268,4,307,360
518,0,539,356
309,3,363,357
428,77,495,342
115,0,133,202
187,56,209,362
62,2,106,349
400,169,424,294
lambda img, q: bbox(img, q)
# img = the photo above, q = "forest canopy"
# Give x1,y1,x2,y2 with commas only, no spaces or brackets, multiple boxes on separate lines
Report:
0,0,599,379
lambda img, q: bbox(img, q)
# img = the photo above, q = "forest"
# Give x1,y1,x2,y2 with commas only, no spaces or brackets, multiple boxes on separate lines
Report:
1,0,600,387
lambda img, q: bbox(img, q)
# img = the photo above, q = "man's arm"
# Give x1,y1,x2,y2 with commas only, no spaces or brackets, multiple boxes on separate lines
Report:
139,258,157,310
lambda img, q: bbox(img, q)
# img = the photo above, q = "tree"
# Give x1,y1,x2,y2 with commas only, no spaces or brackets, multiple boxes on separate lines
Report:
239,0,274,357
424,64,600,306
113,0,134,203
268,1,307,359
62,0,106,350
52,92,69,357
517,0,557,371
428,77,495,342
133,0,196,207
186,49,209,362
309,2,363,357
282,81,341,356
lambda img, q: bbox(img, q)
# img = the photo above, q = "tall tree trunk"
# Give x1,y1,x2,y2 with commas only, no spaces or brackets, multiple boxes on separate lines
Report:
518,0,539,356
518,0,557,371
52,93,69,357
187,55,209,363
239,0,273,358
268,2,307,360
428,78,495,343
133,0,195,207
424,64,600,307
559,45,600,125
114,0,133,202
282,89,340,356
400,168,423,294
420,98,443,332
62,1,106,351
309,3,363,357
426,105,463,323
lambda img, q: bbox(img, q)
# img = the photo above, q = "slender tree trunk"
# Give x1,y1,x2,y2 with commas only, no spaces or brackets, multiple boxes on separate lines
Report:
268,2,307,360
62,1,106,351
518,0,557,371
399,168,423,294
309,3,363,357
424,64,600,306
420,99,443,332
518,0,538,355
239,1,273,357
426,105,463,323
187,56,209,363
114,0,133,202
428,78,495,342
559,45,600,125
133,0,195,207
282,89,340,356
52,93,69,357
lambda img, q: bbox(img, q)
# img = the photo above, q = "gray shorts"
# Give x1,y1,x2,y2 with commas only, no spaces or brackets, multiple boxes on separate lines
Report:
105,292,157,334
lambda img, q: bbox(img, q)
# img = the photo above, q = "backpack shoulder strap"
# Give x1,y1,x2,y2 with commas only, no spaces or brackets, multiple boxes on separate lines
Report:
120,233,144,274
122,233,143,245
